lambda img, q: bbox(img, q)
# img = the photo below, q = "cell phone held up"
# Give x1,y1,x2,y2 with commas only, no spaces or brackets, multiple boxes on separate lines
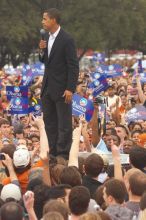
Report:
0,153,5,160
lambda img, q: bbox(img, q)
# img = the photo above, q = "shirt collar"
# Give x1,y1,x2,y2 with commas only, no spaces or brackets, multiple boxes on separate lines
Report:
49,26,61,39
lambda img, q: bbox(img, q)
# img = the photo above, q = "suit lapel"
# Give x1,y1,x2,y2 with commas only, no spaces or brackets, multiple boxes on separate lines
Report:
48,28,63,62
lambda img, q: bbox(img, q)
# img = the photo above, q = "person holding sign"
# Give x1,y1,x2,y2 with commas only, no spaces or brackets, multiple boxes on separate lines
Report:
39,8,79,158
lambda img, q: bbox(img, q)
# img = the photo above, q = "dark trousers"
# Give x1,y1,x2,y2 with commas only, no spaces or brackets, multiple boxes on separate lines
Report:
41,92,72,158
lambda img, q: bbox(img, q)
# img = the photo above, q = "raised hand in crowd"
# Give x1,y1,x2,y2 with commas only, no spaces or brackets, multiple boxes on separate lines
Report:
2,153,19,184
23,191,37,220
68,115,83,168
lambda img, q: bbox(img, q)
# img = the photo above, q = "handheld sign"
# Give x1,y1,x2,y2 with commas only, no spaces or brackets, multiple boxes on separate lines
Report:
31,62,44,76
29,100,42,117
125,105,146,123
72,94,94,122
6,86,28,101
88,73,109,97
21,65,34,86
10,97,29,115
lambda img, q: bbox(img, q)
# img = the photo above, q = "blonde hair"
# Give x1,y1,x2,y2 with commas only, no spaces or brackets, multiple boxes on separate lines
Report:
139,210,146,220
79,212,102,220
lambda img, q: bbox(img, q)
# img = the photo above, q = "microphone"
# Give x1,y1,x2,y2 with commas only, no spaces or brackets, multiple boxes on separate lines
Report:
40,29,46,40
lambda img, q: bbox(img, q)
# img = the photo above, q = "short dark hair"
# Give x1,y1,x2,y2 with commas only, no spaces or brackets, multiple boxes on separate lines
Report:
0,118,10,127
131,130,142,137
84,154,104,178
60,166,82,187
0,202,23,220
129,146,146,170
33,183,50,219
47,184,71,201
46,8,61,24
129,172,146,196
0,144,16,159
69,186,90,215
104,179,127,204
43,200,68,220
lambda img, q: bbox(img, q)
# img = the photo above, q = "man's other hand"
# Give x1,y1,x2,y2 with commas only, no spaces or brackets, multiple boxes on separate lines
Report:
63,90,73,104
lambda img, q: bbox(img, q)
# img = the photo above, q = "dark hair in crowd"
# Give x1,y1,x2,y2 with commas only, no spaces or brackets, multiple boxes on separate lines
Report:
104,179,127,204
131,129,142,137
0,118,10,127
60,166,82,187
47,184,71,201
33,183,50,219
69,186,90,216
84,154,104,178
129,146,146,170
46,8,61,24
0,202,23,220
129,172,146,196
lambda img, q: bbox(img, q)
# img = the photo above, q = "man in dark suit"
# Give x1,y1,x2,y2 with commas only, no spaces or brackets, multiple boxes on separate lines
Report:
39,8,79,158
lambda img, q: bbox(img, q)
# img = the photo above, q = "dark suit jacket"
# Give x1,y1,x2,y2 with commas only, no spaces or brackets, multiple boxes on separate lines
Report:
39,28,79,101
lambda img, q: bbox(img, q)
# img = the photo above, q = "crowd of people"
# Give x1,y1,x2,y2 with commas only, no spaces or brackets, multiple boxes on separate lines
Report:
0,57,146,220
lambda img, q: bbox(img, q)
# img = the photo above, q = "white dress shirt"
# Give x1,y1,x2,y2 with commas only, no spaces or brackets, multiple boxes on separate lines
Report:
48,26,61,57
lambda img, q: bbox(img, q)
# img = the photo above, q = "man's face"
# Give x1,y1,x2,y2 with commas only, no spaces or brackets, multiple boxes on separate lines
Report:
121,96,127,105
123,140,133,154
42,13,55,31
106,135,113,149
30,126,40,136
20,115,29,125
115,127,126,139
107,87,115,97
132,132,140,144
0,124,11,137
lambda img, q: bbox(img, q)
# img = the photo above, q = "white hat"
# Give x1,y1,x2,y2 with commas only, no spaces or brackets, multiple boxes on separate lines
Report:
13,148,30,167
1,184,21,201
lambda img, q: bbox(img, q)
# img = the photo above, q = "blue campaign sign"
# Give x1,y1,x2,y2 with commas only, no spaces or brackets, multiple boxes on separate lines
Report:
10,97,29,115
96,64,123,78
31,62,45,76
92,52,105,63
72,94,94,122
96,64,107,74
106,64,123,78
140,73,146,83
88,74,109,97
21,65,34,86
6,86,28,101
125,105,146,123
29,100,42,116
138,59,143,73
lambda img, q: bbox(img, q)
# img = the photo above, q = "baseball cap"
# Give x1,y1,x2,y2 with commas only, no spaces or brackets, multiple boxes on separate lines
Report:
13,148,31,168
1,184,21,201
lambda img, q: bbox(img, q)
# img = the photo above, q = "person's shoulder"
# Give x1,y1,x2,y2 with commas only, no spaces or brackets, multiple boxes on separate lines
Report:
60,28,74,41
